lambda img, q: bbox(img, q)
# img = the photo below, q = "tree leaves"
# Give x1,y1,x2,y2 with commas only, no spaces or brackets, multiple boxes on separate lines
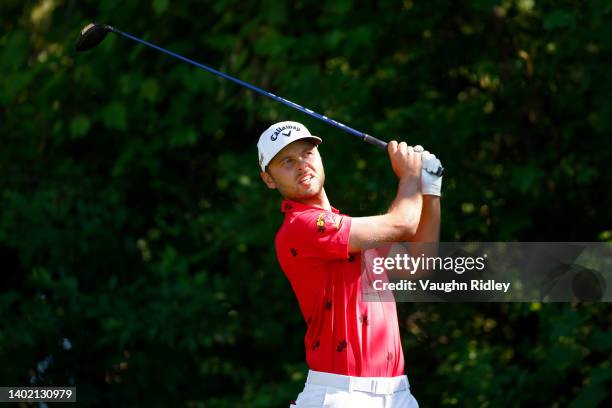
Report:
70,115,91,138
153,0,169,16
543,10,577,30
1,1,611,406
100,102,127,131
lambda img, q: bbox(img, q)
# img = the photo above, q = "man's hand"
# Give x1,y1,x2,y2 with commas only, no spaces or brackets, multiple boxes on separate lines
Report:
387,141,421,181
414,145,443,196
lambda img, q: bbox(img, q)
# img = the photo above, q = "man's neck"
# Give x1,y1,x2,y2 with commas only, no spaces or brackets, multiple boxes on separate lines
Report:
292,189,332,212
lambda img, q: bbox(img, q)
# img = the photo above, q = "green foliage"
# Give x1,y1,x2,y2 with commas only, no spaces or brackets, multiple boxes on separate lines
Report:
1,0,610,406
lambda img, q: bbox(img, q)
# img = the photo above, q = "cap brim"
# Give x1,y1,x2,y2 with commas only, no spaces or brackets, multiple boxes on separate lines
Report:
299,136,322,145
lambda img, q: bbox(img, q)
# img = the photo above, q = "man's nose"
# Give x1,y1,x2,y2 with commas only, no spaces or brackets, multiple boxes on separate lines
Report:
296,156,308,171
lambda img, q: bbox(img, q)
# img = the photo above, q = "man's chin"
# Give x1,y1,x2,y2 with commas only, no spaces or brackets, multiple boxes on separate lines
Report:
302,182,324,196
284,184,323,201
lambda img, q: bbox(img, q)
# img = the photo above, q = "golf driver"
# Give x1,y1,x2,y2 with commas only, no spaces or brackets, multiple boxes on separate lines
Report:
76,23,444,176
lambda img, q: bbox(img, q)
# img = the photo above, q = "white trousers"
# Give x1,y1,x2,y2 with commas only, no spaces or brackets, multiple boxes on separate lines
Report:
290,370,419,408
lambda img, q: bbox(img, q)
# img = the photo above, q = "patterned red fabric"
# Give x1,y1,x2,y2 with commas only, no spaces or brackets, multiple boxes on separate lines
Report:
275,199,405,377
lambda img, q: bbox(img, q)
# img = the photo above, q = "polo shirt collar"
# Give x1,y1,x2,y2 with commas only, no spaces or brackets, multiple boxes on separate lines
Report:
281,199,340,214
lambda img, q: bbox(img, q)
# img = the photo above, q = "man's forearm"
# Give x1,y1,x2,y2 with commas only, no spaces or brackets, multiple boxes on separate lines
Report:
400,195,440,279
388,177,423,237
411,195,440,243
383,195,440,280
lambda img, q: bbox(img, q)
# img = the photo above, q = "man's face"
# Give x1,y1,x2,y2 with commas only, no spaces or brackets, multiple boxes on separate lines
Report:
260,140,325,200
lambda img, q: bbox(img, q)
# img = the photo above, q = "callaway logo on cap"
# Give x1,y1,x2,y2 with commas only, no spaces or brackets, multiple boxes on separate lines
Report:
257,121,322,171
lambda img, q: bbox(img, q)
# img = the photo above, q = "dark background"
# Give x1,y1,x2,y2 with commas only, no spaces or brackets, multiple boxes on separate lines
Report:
1,0,611,406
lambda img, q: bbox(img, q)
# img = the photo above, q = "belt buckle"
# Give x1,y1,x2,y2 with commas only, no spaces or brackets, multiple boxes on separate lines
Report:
374,381,390,395
370,380,379,394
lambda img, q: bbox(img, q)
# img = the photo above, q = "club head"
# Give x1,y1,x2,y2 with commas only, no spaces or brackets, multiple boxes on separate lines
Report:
75,23,112,52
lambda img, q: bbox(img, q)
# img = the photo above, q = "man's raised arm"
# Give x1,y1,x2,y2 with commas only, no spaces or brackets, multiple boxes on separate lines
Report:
348,141,423,252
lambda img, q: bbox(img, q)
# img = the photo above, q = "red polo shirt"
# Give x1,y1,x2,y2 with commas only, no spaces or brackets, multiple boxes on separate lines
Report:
275,199,405,377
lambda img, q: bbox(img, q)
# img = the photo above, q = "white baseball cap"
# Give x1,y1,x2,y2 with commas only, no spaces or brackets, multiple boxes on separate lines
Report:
257,121,322,171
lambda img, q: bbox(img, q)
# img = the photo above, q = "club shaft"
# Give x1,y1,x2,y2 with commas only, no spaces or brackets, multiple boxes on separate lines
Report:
107,26,443,176
110,27,387,149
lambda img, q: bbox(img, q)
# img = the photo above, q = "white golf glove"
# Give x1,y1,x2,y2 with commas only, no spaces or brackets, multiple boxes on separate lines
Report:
414,145,443,196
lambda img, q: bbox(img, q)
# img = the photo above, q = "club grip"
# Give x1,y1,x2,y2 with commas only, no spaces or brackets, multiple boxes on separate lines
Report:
362,134,388,149
363,133,445,176
433,166,445,177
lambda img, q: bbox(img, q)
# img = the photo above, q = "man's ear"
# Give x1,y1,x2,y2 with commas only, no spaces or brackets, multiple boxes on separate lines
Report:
260,171,277,189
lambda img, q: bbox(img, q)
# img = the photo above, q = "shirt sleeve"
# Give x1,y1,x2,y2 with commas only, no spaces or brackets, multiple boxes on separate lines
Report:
288,209,352,260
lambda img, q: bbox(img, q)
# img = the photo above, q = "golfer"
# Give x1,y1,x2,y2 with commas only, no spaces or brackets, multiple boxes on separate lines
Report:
258,121,442,407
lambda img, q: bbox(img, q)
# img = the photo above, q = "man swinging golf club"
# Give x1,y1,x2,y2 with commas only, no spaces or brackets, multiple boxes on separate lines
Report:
258,121,442,407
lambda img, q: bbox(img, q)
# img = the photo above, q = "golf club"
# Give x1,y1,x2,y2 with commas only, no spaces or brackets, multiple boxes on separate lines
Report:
76,23,444,176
